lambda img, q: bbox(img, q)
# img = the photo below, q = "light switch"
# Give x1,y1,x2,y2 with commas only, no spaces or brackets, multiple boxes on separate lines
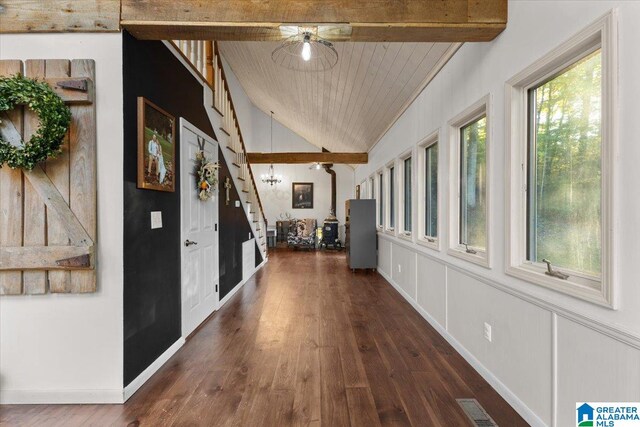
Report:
151,211,163,229
235,200,240,208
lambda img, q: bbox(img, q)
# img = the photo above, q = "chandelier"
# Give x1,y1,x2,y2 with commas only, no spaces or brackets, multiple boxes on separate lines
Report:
272,31,338,72
261,164,282,186
261,111,282,186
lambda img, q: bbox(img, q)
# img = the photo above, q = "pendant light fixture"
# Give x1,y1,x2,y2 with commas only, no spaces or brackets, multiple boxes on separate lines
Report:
261,111,282,186
272,31,338,72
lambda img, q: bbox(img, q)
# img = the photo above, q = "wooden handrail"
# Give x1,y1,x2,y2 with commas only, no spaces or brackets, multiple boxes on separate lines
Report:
169,39,268,228
213,41,267,226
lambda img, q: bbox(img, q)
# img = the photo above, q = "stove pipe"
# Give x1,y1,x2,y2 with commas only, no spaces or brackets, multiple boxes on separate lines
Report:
323,164,337,222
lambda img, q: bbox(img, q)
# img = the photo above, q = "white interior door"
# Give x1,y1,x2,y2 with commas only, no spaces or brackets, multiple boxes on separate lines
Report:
180,118,219,337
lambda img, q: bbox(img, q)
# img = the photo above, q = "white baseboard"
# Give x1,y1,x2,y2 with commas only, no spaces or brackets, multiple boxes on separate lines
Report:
123,337,185,402
0,388,123,405
377,268,547,427
219,258,266,307
123,258,266,403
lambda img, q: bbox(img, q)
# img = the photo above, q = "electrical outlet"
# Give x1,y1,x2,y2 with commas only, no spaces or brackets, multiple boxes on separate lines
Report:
483,322,492,342
150,211,162,229
235,200,240,208
398,264,402,273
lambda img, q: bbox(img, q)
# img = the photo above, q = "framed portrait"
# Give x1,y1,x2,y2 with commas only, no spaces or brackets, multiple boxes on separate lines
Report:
292,182,314,209
137,97,176,192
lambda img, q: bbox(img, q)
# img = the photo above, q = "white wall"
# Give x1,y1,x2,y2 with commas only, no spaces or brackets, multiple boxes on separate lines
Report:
222,60,355,228
356,2,640,426
0,34,124,403
249,110,354,227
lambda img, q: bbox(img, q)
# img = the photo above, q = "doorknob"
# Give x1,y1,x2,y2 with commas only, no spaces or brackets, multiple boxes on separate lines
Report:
184,239,198,247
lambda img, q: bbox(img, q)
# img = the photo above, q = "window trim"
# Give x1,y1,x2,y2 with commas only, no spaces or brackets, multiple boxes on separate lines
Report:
505,10,618,308
398,148,414,240
385,160,397,235
417,130,441,251
376,169,384,230
448,95,491,268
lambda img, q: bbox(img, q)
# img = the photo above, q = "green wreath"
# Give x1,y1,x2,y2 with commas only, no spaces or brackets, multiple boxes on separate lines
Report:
0,74,71,170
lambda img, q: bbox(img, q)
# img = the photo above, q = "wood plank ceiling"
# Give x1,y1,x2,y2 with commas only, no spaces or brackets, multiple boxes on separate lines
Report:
219,41,459,153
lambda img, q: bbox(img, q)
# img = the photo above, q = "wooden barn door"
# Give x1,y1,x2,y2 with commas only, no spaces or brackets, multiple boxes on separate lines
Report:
0,59,97,294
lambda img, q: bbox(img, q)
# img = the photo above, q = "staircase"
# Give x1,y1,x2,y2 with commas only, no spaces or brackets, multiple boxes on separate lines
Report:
169,40,268,258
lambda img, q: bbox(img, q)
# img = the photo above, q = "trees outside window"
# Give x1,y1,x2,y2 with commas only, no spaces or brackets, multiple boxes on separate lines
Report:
505,10,616,307
388,166,395,229
403,157,412,234
425,143,438,239
527,50,601,276
460,116,487,250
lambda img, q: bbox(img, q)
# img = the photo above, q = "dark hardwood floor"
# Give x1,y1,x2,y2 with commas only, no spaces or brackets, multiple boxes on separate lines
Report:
0,249,527,426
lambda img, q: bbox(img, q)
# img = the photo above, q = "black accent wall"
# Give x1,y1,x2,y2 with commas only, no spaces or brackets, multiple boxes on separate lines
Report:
123,32,262,387
217,148,264,298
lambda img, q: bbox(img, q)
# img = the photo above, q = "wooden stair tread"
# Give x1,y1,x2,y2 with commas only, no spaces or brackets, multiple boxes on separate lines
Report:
219,127,231,137
232,162,241,168
225,145,236,154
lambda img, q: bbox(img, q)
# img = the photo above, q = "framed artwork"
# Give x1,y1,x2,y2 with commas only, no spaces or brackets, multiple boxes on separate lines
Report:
355,184,361,199
137,97,176,192
292,182,314,209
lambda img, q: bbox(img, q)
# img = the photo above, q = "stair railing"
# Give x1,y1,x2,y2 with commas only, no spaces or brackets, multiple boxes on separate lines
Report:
169,40,268,252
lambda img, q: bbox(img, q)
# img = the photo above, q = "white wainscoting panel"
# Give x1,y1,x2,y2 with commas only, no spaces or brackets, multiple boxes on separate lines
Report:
242,238,255,283
416,254,447,329
556,316,640,427
391,243,417,300
447,267,553,425
378,237,392,277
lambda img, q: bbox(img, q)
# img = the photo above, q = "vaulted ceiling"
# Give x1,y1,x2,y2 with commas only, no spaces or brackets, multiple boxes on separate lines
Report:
218,41,459,153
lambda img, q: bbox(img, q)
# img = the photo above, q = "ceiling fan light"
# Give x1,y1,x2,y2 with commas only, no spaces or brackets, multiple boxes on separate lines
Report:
301,40,311,61
272,32,338,72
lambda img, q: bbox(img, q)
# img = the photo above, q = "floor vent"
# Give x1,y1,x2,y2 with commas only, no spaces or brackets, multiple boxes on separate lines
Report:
456,398,498,427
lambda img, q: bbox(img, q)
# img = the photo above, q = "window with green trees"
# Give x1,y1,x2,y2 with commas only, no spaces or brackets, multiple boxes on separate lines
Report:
527,49,601,276
460,116,487,250
425,143,438,238
378,172,384,227
403,157,412,233
389,166,395,229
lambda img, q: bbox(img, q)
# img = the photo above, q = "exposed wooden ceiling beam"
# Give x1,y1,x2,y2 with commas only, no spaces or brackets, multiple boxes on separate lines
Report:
247,152,368,164
0,0,120,33
121,0,507,42
1,0,507,42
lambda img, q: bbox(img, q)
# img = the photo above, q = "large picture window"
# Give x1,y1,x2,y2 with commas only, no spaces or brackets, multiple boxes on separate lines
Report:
418,132,439,249
401,155,412,235
425,143,438,238
387,165,395,231
527,50,601,276
448,96,491,267
378,171,384,228
505,11,617,307
460,116,487,251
